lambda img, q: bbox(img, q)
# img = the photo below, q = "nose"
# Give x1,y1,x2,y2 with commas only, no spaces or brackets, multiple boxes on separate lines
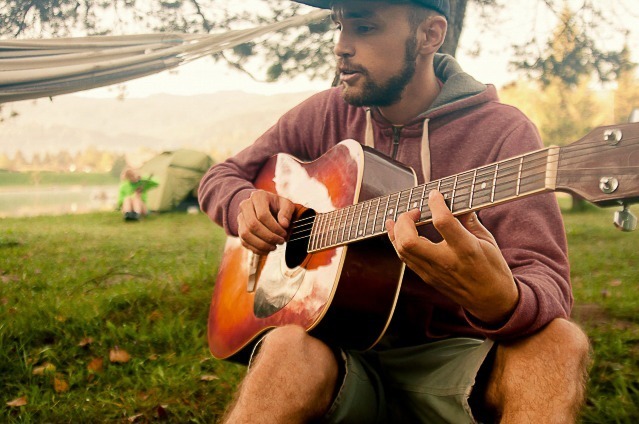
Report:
333,30,354,58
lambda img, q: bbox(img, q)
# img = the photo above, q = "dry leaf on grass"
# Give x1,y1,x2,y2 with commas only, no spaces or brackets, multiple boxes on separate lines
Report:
200,375,219,381
54,376,70,393
6,396,27,407
87,357,104,373
148,310,163,321
110,347,131,363
609,279,622,287
127,413,145,422
78,337,94,347
32,362,56,375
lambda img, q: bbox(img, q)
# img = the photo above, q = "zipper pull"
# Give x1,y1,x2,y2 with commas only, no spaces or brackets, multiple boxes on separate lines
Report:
391,126,402,159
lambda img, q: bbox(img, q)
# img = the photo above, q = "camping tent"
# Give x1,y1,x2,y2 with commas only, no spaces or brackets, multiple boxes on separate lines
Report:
139,149,213,212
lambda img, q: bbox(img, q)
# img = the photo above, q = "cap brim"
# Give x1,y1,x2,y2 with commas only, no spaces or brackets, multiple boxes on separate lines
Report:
294,0,331,9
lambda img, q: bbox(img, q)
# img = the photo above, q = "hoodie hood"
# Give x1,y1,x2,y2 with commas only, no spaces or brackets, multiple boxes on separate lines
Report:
428,53,489,113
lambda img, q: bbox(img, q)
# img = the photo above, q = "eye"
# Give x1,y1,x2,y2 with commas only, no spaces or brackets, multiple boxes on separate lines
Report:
357,25,374,34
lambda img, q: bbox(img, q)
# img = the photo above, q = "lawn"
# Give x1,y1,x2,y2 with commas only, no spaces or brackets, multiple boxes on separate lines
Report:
1,204,638,422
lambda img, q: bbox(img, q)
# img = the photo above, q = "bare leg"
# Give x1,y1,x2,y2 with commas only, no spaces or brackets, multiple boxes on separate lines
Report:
131,193,147,215
485,318,591,423
122,197,134,214
223,325,339,424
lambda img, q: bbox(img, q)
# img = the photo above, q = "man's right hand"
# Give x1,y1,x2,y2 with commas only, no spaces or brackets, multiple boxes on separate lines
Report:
237,190,296,255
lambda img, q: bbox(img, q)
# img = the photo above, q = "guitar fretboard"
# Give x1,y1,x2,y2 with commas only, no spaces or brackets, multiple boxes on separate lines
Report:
307,147,559,252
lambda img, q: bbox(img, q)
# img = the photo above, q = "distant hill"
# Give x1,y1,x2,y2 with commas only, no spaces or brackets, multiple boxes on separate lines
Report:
0,90,320,159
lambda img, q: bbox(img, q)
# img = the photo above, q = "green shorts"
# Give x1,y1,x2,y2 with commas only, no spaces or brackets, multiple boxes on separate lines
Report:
322,338,495,424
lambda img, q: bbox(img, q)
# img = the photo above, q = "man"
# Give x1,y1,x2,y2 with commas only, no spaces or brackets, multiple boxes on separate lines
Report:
198,0,591,422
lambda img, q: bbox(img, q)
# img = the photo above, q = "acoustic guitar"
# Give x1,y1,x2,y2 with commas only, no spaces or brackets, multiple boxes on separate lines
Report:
208,123,639,362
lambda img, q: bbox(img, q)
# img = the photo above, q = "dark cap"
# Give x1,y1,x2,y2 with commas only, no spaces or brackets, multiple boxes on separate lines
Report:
293,0,450,21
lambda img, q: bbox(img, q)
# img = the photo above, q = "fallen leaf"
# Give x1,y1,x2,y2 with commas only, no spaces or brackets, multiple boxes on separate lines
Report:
200,375,219,382
110,347,131,363
78,337,94,347
6,396,27,407
87,357,104,373
609,279,622,287
54,375,70,393
127,413,145,422
180,283,190,294
148,310,163,322
1,297,8,305
32,362,56,375
1,274,20,284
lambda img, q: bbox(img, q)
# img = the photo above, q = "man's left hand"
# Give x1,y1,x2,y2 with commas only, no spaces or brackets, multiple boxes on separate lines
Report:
385,190,519,326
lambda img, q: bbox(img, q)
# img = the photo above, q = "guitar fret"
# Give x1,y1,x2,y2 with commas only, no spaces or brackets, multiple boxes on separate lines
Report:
393,192,401,220
407,187,414,212
371,197,382,236
516,157,523,196
333,209,341,245
469,169,477,209
491,164,499,203
419,184,426,212
363,201,372,237
317,213,326,249
453,171,474,214
450,175,458,212
339,207,348,243
334,209,346,244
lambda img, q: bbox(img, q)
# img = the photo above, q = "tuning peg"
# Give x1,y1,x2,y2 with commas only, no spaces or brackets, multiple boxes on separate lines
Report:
614,204,637,232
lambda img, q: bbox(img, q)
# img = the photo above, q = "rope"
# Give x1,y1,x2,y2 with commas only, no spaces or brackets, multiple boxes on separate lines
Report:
0,9,331,103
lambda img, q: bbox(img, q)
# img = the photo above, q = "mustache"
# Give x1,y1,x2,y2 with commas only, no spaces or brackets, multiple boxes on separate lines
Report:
337,61,368,75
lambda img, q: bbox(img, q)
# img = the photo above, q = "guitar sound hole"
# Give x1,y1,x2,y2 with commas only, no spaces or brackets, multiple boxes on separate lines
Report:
285,209,315,269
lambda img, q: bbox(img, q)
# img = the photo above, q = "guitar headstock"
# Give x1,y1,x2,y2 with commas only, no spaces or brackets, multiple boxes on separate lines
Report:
555,122,639,208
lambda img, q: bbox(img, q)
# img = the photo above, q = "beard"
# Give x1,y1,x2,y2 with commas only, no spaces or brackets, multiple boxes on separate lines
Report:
341,35,418,107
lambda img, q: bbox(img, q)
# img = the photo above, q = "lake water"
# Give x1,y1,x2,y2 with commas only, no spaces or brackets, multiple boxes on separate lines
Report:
0,185,120,218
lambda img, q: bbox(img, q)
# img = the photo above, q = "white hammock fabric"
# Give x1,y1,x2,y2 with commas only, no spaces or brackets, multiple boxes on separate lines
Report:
0,9,330,103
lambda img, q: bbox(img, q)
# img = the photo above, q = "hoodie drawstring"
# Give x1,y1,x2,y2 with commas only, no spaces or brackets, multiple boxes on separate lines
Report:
421,118,431,183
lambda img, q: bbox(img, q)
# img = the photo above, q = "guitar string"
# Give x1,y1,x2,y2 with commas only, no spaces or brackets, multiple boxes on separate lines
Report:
287,140,639,245
282,135,639,244
287,147,639,245
286,134,639,234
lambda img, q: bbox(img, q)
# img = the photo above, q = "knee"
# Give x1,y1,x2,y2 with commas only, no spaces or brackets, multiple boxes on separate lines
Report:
258,325,338,380
537,318,591,363
255,326,339,406
260,325,320,360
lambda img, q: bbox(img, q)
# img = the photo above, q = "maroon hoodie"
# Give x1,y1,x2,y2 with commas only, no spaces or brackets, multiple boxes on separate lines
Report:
199,54,572,343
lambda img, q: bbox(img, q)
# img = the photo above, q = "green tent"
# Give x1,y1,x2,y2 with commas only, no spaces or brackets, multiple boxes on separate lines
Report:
139,149,213,212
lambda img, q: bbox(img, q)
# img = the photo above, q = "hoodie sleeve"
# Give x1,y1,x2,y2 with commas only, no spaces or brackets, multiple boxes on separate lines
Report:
197,90,335,236
462,118,573,340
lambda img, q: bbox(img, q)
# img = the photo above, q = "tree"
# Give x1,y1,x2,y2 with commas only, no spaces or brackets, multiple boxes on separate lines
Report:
510,3,633,88
501,5,632,211
2,0,634,85
613,47,639,123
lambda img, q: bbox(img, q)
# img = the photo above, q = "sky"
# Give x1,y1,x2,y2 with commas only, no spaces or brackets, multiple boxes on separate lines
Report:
74,1,639,99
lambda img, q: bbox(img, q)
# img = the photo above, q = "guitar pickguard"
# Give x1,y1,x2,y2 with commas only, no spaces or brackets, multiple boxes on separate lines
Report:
253,243,306,317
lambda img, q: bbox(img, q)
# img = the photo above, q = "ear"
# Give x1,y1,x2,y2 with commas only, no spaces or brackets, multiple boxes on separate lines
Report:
417,16,447,55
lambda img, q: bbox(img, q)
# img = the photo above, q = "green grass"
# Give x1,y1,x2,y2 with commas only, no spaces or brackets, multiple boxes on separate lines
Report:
1,204,638,422
1,212,244,423
0,170,119,186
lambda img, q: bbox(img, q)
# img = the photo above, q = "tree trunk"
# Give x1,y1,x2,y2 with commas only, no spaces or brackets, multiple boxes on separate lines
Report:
440,0,469,57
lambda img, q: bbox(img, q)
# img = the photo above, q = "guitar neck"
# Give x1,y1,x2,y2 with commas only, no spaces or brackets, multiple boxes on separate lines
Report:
308,146,561,252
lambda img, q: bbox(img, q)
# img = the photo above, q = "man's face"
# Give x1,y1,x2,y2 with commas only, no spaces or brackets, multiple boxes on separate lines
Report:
332,1,418,107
